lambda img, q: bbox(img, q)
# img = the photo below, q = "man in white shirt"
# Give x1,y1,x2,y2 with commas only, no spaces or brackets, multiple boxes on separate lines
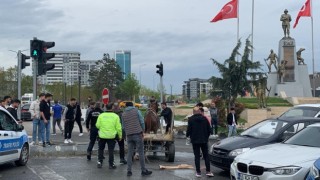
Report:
29,93,45,145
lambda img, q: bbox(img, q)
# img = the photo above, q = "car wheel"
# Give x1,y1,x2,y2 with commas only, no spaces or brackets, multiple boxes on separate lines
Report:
15,143,29,166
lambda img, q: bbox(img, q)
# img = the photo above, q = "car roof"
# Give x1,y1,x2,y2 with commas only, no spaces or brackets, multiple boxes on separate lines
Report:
307,123,320,127
295,104,320,108
269,116,320,123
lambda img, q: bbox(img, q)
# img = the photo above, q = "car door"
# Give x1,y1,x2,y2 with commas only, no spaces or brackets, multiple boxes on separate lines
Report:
0,111,22,163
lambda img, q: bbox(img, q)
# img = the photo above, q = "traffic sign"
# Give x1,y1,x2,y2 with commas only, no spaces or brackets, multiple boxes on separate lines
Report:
102,88,109,105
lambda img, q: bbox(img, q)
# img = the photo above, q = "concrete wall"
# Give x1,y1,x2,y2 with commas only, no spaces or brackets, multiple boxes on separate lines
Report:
240,107,291,128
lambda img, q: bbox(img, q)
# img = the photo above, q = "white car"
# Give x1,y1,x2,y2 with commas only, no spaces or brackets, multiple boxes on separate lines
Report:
0,106,29,166
279,104,320,118
230,123,320,180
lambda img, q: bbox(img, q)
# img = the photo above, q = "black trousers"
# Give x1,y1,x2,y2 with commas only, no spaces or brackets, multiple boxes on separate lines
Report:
166,123,171,133
116,138,125,160
75,118,83,133
87,127,98,153
192,143,210,173
98,138,116,165
64,120,74,139
211,119,218,135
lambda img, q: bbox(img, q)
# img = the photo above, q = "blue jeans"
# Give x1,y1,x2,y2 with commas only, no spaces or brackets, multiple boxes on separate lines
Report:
228,125,237,137
127,134,146,172
40,120,51,143
32,118,42,142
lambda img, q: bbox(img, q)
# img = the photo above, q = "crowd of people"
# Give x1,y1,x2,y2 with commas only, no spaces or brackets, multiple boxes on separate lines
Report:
1,93,240,178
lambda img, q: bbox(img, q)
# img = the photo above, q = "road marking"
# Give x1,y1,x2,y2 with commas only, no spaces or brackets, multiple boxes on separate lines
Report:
27,165,66,180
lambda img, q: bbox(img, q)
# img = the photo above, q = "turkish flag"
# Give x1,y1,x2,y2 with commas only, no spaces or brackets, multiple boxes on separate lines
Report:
210,0,238,23
293,0,311,28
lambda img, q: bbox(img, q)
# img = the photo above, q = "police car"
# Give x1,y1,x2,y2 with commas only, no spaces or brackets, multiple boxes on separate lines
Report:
0,106,29,166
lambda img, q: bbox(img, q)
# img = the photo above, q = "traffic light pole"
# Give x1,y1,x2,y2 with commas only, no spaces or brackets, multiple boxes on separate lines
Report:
160,76,163,103
17,50,22,120
32,57,37,101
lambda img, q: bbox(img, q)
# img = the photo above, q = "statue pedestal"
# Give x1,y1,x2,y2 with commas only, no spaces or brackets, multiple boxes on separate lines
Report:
267,38,312,97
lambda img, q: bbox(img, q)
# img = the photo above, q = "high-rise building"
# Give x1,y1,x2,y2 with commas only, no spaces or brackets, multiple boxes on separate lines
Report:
80,60,97,86
182,78,212,100
38,51,80,85
115,50,131,78
37,51,97,86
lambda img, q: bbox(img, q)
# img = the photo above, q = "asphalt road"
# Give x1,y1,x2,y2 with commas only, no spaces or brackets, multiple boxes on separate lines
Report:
0,139,229,180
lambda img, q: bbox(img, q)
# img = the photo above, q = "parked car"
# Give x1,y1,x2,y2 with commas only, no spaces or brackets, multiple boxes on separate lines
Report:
0,106,29,166
306,158,320,180
279,104,320,118
209,117,320,171
230,123,320,180
21,103,31,121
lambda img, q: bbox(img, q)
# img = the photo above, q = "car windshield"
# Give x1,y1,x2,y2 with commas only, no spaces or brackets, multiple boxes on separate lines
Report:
284,126,320,147
240,120,288,139
280,106,320,118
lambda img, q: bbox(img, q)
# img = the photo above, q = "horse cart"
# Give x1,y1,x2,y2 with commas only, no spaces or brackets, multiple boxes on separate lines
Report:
144,103,175,162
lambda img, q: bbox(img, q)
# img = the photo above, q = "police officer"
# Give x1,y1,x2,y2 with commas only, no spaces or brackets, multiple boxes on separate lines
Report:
86,102,103,160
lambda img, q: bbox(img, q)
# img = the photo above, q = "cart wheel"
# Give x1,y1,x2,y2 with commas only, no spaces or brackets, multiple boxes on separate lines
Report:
165,142,175,162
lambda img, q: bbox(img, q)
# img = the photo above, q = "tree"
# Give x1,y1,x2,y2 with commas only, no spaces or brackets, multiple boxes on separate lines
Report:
210,38,262,108
89,53,124,101
115,73,140,101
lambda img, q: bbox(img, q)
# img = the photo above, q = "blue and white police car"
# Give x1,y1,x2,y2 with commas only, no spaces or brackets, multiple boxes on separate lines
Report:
0,106,29,166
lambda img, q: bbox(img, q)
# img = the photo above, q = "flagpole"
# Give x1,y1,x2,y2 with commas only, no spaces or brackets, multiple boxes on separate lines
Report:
251,0,254,62
311,0,315,96
237,0,240,61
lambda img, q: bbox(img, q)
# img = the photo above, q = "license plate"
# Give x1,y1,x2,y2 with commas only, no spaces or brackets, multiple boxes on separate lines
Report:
238,173,259,180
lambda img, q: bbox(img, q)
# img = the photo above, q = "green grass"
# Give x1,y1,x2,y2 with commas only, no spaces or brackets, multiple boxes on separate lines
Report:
176,106,194,109
174,115,187,121
237,97,292,109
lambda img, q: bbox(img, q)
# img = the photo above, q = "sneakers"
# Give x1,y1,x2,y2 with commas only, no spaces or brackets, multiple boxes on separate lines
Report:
195,172,202,178
46,142,52,146
97,161,102,168
120,159,127,164
38,141,43,145
79,133,83,136
127,171,132,176
42,142,46,147
141,169,152,176
51,133,57,136
109,163,116,169
29,141,35,146
206,172,214,177
64,139,69,144
68,139,73,143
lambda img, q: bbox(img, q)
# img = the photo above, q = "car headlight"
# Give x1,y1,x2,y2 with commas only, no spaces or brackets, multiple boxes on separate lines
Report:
229,148,250,157
270,166,301,175
209,141,221,154
310,164,320,178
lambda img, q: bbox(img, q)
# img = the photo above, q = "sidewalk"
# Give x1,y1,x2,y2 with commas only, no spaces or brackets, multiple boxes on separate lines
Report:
24,120,106,157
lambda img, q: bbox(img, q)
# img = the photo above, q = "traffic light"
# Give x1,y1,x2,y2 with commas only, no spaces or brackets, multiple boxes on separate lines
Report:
30,40,42,58
37,40,55,76
21,53,30,69
156,62,163,77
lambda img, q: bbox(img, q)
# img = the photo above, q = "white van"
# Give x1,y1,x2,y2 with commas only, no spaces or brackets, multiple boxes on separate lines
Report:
0,106,29,166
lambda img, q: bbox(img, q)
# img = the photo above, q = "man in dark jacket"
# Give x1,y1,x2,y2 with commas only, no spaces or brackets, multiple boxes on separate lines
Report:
186,107,213,178
7,99,21,121
227,107,237,137
40,93,53,147
86,102,103,160
62,98,77,144
113,101,127,164
75,101,83,136
160,102,172,133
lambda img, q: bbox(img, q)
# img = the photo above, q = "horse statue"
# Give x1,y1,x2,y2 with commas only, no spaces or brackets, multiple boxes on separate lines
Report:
144,102,159,134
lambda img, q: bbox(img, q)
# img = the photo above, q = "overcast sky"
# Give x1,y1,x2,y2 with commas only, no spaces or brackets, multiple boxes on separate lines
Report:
1,0,319,94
